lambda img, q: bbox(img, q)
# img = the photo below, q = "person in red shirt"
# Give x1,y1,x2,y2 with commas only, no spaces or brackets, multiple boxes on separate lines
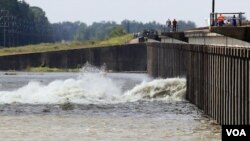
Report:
172,19,177,32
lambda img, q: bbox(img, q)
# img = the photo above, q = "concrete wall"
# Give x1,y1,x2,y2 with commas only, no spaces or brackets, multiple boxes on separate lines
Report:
161,32,188,44
162,32,188,42
185,30,250,47
147,43,187,78
147,43,250,125
161,37,188,44
211,27,250,43
188,36,250,47
0,44,147,71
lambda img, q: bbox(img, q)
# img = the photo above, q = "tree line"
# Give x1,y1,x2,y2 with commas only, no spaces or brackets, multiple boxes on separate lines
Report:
0,0,51,47
0,0,196,47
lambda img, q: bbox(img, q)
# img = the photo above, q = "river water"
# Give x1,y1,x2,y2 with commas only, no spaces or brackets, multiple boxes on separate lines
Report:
0,67,221,141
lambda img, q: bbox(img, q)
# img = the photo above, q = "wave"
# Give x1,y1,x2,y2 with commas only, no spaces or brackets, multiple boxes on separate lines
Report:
0,65,186,104
123,78,186,102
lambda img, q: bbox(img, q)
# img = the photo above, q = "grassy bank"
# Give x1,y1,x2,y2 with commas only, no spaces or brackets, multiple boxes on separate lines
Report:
0,34,133,56
25,67,80,72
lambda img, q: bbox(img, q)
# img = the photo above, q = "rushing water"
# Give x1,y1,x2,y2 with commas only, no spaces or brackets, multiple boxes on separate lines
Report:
0,66,221,141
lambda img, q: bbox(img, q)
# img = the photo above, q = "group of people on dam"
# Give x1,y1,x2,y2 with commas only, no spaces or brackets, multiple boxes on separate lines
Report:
166,19,178,32
217,14,237,27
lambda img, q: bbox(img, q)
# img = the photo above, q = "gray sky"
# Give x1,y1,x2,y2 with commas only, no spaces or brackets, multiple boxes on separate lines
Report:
24,0,249,27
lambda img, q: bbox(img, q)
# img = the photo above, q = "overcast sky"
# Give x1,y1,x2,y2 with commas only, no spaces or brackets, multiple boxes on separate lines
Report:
24,0,249,27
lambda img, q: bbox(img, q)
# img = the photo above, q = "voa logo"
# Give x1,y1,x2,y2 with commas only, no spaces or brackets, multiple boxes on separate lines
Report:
226,129,246,136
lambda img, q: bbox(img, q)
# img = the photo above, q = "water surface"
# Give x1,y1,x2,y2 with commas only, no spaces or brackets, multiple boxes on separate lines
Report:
0,71,221,141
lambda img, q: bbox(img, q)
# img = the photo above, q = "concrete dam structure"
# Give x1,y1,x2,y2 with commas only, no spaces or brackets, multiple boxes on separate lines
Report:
0,27,249,125
147,43,249,125
0,44,147,72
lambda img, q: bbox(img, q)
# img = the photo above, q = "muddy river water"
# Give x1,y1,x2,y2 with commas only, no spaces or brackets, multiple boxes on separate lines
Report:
0,69,221,141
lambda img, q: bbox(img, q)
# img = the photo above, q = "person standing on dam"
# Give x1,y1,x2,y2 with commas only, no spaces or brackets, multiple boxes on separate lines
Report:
232,15,237,26
172,19,177,32
167,19,171,32
217,14,225,26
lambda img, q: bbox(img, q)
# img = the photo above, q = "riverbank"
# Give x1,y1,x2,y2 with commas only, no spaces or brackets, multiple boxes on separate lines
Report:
0,34,133,56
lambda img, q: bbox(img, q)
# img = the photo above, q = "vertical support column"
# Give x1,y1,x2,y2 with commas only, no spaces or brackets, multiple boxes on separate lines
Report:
212,46,216,119
222,47,226,124
208,46,212,116
248,49,250,125
228,48,233,125
243,49,248,125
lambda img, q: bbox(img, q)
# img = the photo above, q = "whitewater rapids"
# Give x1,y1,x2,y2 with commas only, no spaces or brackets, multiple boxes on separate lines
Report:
0,66,186,105
0,67,222,141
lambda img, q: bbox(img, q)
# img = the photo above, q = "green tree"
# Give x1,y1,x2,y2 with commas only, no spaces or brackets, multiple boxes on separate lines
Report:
74,23,87,40
109,26,126,37
0,0,52,47
30,6,50,43
0,0,19,15
177,20,196,31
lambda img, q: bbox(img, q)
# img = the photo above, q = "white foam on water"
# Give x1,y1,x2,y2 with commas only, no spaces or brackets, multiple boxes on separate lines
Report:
0,65,186,104
123,78,186,102
0,74,122,104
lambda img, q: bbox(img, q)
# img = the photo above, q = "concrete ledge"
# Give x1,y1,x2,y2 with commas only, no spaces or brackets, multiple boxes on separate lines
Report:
161,32,188,43
160,37,188,44
211,27,250,43
184,29,250,47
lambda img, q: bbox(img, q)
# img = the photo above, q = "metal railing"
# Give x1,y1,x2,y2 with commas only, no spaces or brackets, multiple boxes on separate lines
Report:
210,12,245,27
161,25,180,35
